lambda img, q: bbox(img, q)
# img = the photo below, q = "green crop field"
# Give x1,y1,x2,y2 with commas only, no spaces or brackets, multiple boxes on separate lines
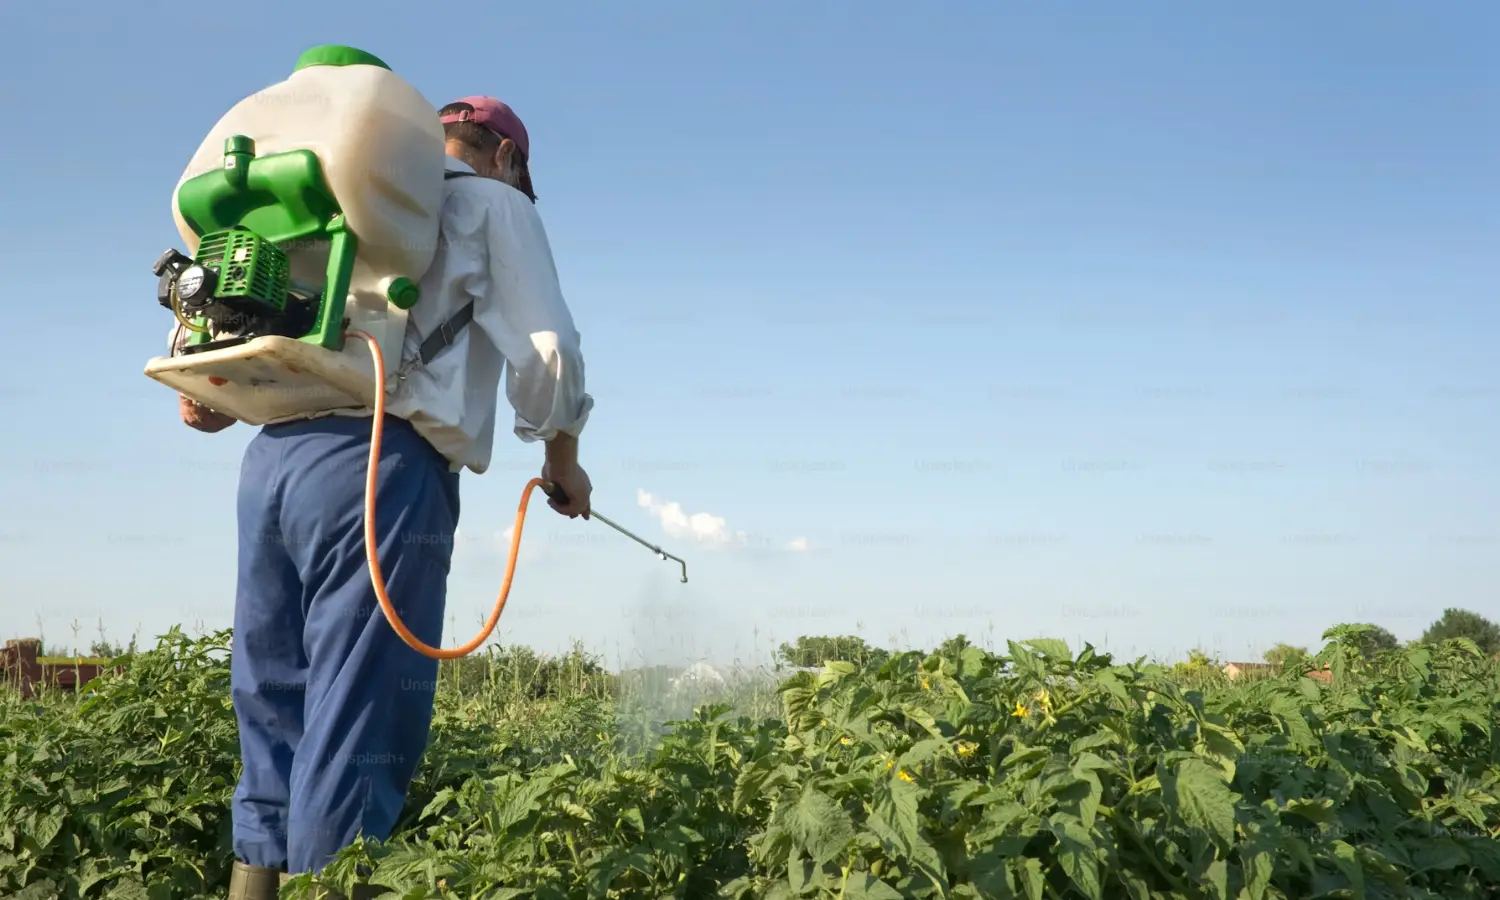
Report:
1,624,1497,899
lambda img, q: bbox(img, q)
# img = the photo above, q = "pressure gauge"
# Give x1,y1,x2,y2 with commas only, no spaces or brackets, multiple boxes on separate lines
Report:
176,265,216,309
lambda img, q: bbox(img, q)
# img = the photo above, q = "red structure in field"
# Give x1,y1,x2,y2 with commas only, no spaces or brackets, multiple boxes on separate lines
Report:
0,638,121,699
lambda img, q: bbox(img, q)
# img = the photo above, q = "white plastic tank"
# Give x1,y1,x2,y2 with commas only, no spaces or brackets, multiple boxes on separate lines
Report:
168,45,446,375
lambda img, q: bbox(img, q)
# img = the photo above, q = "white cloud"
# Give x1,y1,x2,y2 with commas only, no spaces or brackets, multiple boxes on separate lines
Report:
636,489,737,545
496,523,549,562
636,489,809,553
452,524,542,563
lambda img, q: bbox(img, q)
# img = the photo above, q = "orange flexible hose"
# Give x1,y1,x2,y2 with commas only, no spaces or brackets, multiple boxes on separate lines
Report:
348,329,544,659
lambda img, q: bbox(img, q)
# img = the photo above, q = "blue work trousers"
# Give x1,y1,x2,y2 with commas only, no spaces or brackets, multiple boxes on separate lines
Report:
230,414,459,873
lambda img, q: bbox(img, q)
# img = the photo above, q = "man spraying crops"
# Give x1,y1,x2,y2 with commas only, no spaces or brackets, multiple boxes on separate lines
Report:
177,95,595,899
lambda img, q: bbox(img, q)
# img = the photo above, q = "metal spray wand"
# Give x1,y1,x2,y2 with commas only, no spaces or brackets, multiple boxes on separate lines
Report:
543,482,688,583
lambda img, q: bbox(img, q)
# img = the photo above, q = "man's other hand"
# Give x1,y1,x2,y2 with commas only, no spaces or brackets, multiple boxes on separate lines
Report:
541,461,592,519
180,395,235,433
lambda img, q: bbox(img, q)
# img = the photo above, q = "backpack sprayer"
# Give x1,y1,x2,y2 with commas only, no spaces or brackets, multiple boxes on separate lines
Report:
143,45,687,661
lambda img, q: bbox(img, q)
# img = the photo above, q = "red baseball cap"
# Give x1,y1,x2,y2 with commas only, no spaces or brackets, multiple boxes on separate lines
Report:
440,95,530,161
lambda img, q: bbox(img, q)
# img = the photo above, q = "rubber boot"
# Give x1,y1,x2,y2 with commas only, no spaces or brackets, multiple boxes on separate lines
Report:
228,861,285,900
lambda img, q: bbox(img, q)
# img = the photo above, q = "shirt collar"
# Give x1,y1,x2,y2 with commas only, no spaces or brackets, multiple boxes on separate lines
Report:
444,155,477,175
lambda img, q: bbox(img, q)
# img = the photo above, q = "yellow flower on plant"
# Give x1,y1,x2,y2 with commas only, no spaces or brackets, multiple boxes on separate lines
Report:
840,736,852,746
898,770,914,782
1035,689,1052,710
956,740,978,758
885,758,895,770
921,678,931,690
1011,700,1029,718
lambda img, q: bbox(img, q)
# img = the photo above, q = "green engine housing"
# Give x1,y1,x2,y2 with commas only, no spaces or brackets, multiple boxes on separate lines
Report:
191,227,292,315
172,132,353,351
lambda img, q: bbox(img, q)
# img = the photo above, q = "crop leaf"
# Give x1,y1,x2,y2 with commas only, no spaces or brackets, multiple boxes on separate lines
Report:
1161,758,1238,849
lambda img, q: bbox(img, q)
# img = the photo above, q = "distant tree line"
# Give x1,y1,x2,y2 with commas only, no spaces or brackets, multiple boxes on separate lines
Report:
1259,607,1500,667
29,607,1500,676
28,638,139,659
774,607,1500,670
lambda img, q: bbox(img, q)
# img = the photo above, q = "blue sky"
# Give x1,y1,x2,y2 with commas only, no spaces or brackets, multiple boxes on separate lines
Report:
1,2,1494,668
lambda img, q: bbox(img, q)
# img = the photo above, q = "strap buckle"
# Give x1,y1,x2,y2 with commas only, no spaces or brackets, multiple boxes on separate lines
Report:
397,301,475,384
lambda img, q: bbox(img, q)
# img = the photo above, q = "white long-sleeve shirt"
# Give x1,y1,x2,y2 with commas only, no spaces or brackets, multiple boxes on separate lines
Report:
385,155,592,472
170,155,592,475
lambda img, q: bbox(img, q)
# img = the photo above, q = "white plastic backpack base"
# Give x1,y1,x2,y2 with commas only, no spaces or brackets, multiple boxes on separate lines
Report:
144,337,379,426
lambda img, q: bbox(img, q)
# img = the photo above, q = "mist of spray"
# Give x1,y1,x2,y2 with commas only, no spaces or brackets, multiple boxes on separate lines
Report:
612,568,738,751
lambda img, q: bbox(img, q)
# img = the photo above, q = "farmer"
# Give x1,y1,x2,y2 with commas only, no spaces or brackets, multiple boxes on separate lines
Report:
176,95,595,899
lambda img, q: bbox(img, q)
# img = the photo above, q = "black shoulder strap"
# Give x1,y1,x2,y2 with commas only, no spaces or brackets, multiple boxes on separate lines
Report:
406,171,482,371
402,168,507,374
416,302,474,366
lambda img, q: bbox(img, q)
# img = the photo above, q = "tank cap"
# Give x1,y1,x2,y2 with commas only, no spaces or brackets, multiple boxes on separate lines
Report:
293,45,391,72
224,135,255,155
386,277,420,310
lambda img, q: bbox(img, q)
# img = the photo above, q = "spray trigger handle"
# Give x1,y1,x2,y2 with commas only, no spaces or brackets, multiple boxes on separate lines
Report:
542,481,569,505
